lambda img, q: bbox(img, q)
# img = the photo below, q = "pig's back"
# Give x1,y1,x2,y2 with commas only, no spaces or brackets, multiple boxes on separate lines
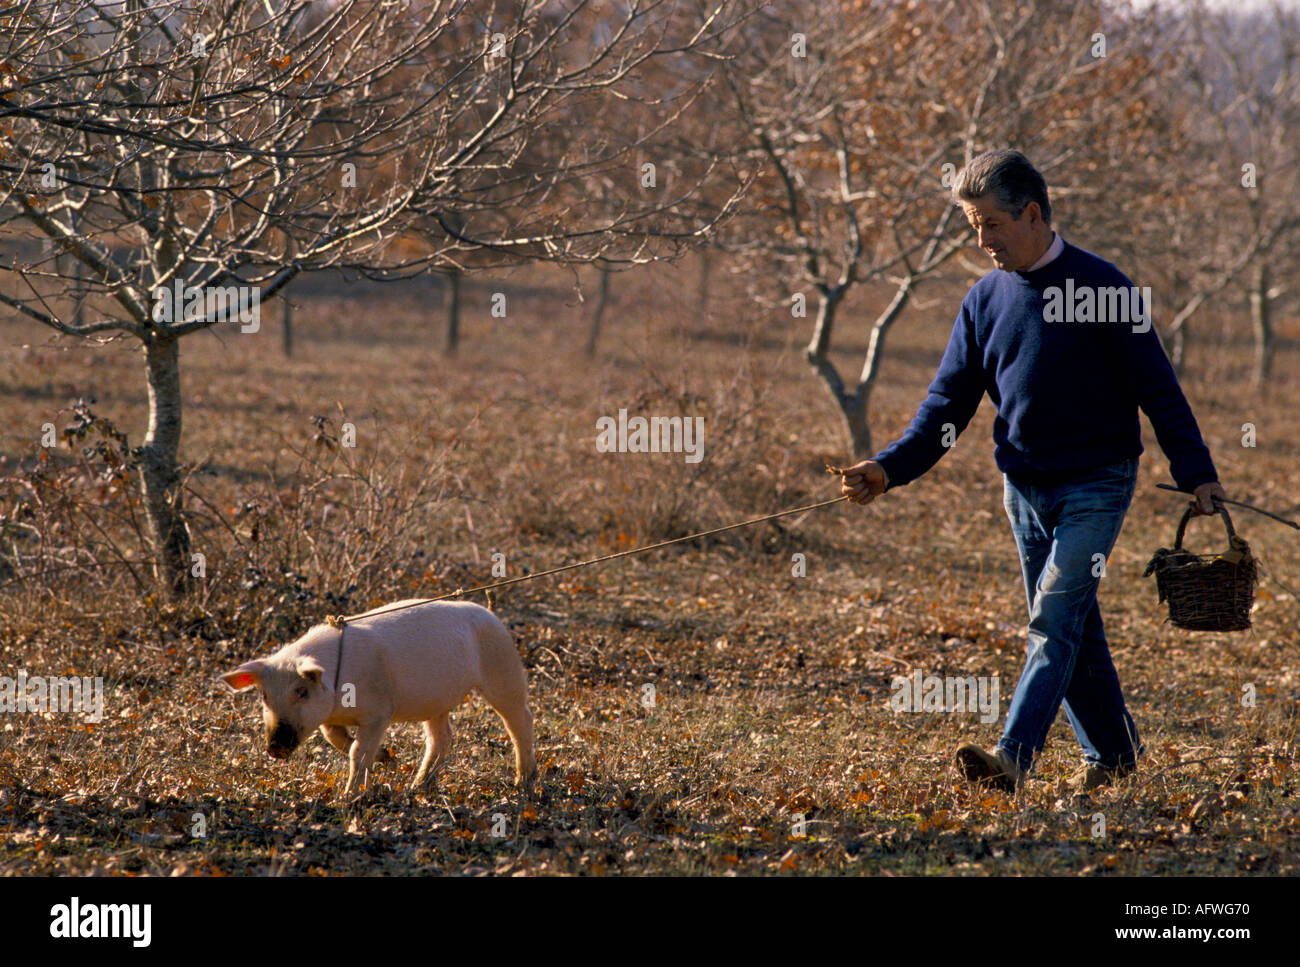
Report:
358,600,513,691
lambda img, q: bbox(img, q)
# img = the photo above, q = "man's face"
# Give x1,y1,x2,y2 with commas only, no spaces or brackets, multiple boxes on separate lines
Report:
961,197,1048,272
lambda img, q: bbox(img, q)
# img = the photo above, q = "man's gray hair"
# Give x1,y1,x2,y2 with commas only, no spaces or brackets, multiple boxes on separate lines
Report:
952,149,1051,225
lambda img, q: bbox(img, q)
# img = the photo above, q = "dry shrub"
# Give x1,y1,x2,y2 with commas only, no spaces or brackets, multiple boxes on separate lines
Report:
502,353,832,560
0,408,458,651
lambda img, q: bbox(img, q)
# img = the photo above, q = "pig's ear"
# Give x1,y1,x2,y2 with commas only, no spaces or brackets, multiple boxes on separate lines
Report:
220,661,267,693
297,658,325,686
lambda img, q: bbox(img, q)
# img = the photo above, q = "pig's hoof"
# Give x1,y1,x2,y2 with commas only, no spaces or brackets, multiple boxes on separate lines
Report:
342,785,380,808
526,781,551,805
401,784,431,805
515,769,539,795
412,772,440,796
376,747,395,764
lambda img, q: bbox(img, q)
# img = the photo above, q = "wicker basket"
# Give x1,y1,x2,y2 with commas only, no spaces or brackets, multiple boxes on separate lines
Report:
1143,504,1257,631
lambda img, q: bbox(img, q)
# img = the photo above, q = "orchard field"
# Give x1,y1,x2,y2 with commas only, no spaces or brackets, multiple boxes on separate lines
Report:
2,256,1297,875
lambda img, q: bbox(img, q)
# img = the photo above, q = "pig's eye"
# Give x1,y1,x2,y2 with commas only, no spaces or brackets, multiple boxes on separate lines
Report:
294,685,309,700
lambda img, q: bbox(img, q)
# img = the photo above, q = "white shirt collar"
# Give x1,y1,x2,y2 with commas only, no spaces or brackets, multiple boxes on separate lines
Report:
1027,231,1064,271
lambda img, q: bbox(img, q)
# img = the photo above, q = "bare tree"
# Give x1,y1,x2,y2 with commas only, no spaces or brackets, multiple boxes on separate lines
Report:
0,0,750,593
703,0,1181,457
1145,0,1300,382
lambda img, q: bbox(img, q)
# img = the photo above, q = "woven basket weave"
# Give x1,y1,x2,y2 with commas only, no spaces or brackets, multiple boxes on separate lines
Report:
1143,504,1257,631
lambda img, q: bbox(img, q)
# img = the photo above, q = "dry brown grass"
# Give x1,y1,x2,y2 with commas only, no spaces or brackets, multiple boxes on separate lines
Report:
1,256,1298,875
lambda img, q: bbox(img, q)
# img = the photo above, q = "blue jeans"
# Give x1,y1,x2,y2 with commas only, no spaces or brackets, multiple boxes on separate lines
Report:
996,457,1143,774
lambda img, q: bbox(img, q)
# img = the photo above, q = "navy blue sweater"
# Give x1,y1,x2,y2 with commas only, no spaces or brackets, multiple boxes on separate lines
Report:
873,241,1219,493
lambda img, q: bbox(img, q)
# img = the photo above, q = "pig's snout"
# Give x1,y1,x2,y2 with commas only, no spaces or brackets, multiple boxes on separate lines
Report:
267,722,299,759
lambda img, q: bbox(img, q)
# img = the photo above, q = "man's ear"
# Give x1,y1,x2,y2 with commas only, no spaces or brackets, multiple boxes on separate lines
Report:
220,660,267,693
297,658,325,686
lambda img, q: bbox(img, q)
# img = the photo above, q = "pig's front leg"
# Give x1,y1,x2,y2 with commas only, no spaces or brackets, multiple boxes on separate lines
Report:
342,720,390,799
322,723,393,763
321,724,352,755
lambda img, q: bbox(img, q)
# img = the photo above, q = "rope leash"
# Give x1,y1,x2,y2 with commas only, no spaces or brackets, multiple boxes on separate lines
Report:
332,620,346,694
323,491,852,627
316,476,1293,646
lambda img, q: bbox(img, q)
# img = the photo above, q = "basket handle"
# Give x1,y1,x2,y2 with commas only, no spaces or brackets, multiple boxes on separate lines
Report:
1174,501,1236,551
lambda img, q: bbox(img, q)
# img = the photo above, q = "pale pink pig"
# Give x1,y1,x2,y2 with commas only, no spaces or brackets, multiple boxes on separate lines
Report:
220,600,536,796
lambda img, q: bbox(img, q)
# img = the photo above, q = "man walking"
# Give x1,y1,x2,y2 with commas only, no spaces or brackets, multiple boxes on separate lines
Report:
840,149,1227,793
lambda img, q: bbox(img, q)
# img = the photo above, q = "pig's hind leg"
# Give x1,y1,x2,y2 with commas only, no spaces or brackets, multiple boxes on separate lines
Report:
497,702,536,790
478,683,537,790
412,714,452,792
473,621,537,790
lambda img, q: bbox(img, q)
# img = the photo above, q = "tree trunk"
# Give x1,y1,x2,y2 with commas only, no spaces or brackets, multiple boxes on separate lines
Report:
850,277,914,458
68,208,85,328
1169,326,1186,376
585,263,612,356
72,256,84,328
697,246,712,318
805,288,874,457
845,394,872,458
281,295,293,358
806,275,917,459
1250,262,1272,388
139,332,193,597
281,236,296,357
444,269,462,355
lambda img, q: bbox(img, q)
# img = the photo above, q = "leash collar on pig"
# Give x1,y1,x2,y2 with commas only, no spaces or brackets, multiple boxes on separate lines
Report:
320,493,852,627
327,614,347,697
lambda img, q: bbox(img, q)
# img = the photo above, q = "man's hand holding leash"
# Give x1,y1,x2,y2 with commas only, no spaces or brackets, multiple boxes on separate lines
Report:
840,460,889,506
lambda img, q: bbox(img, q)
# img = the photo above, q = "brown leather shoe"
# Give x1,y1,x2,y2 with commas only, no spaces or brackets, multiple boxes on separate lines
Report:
1068,760,1134,793
955,743,1023,793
